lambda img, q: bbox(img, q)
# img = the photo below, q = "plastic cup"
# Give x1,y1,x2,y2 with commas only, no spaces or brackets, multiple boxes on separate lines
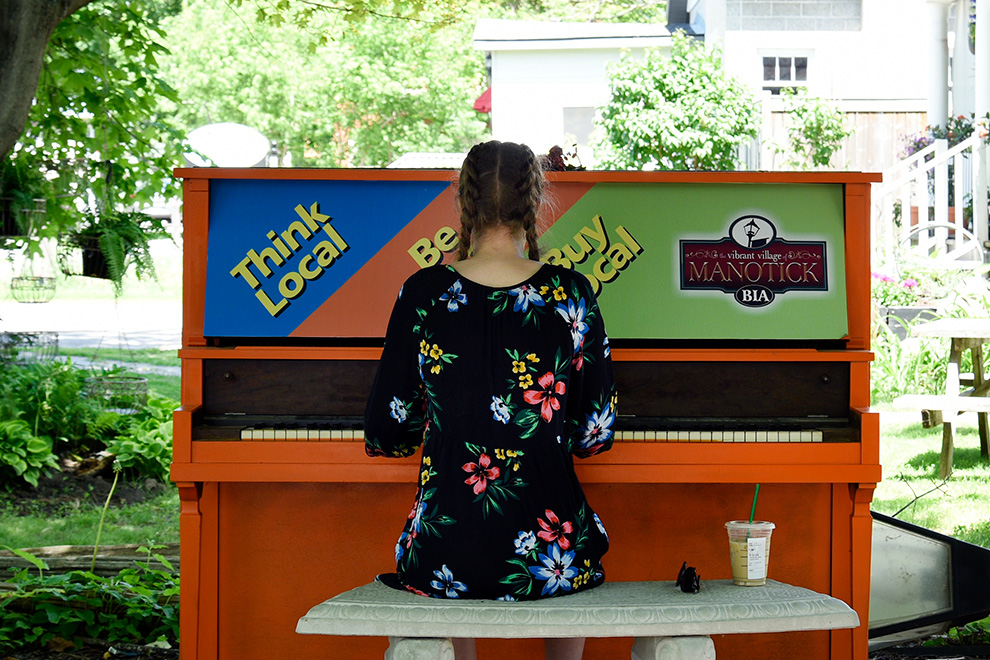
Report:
725,520,775,586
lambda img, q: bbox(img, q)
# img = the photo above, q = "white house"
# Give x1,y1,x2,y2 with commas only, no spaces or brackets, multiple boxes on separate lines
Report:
472,19,671,159
474,0,988,173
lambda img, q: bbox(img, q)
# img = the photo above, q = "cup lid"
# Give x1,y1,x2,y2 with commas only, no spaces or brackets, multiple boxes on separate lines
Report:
725,520,775,529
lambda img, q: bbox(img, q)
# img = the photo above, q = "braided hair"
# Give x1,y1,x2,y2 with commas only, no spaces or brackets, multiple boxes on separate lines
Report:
455,141,545,261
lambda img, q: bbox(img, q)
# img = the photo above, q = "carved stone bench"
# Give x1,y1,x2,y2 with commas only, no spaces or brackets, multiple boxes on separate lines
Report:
296,579,859,659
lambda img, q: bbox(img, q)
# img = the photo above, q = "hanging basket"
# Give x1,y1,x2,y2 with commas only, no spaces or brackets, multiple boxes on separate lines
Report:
0,331,59,365
10,276,56,303
83,375,148,415
0,198,45,238
58,234,110,280
0,198,16,237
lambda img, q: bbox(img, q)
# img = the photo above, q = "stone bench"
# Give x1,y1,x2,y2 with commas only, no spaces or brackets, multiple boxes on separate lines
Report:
296,579,859,659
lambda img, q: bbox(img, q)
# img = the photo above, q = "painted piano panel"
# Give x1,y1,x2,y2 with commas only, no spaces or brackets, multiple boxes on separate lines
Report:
201,174,848,341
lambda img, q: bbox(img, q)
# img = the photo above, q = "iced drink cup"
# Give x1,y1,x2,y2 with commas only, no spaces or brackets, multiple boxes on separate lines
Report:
725,520,775,586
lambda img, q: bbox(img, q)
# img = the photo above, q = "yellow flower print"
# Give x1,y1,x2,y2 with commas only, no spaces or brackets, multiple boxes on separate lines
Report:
429,344,443,359
495,448,506,460
513,463,519,472
430,365,441,374
506,449,518,457
553,286,567,301
419,340,429,355
539,285,550,296
420,469,431,485
519,373,533,389
526,353,539,363
512,360,527,373
424,456,432,466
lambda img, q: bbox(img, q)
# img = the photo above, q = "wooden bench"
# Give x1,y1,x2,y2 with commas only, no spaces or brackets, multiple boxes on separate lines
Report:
296,579,859,660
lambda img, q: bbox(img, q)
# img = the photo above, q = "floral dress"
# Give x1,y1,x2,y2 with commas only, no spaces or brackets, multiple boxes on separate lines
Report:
364,263,617,601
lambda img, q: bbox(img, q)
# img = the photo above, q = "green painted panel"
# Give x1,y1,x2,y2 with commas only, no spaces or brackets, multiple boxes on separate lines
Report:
539,182,847,340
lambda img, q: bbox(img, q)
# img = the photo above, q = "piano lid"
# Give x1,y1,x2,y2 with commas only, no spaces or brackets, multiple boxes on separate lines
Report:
197,173,848,341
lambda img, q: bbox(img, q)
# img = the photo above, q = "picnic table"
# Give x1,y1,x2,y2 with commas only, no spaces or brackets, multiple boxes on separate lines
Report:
893,317,990,478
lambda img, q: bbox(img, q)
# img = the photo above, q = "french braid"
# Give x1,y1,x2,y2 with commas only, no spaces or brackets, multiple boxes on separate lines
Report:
455,141,545,261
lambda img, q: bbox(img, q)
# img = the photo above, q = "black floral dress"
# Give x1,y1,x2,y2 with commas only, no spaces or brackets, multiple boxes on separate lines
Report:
364,263,616,601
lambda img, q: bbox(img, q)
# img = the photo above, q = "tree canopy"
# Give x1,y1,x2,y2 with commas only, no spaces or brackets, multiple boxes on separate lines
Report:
160,0,488,167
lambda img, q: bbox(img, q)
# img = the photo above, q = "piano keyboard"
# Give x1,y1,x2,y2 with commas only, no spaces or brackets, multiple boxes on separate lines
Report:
235,425,822,443
613,429,823,442
240,425,365,441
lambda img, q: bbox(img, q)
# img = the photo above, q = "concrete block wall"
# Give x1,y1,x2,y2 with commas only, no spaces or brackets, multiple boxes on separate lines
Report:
726,0,863,31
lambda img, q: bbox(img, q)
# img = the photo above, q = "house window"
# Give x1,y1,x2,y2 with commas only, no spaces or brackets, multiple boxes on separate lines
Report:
562,107,596,146
762,56,808,95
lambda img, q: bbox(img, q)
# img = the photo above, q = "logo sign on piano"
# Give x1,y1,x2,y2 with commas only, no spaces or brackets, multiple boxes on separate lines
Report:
679,215,827,308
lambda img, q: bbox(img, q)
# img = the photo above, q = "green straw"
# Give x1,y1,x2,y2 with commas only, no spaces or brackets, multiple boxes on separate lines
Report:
749,484,760,523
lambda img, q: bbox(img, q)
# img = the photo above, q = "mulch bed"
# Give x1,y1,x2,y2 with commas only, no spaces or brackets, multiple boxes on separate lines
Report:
6,454,167,518
3,638,178,660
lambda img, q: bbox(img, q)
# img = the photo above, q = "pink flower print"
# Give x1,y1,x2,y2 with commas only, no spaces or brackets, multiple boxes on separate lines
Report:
536,509,574,551
462,453,501,495
523,372,566,422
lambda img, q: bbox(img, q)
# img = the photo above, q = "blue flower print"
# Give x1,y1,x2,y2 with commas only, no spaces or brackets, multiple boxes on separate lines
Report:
555,298,589,352
497,594,517,601
603,334,610,358
390,397,408,423
440,279,468,312
513,530,537,555
509,284,545,313
409,500,426,536
491,396,510,423
579,404,615,450
593,513,608,542
529,543,578,596
395,534,406,562
430,564,468,598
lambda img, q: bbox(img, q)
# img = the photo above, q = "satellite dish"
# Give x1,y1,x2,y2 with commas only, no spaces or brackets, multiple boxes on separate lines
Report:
185,122,271,167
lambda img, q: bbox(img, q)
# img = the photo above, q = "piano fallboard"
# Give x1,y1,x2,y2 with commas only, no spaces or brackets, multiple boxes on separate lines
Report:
192,350,864,419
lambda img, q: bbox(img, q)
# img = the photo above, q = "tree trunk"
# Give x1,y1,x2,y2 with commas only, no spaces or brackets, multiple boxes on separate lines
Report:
0,0,95,162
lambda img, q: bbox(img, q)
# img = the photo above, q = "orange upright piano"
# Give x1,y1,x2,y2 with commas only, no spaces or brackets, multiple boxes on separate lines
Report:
172,169,882,660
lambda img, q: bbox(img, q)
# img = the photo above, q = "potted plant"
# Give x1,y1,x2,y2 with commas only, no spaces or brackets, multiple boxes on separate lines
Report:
871,271,939,340
59,207,170,295
0,155,51,238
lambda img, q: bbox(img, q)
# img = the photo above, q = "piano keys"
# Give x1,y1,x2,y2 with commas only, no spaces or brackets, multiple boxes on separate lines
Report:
224,421,829,443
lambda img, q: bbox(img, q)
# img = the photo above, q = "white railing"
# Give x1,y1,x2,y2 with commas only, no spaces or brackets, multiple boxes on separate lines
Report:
872,134,989,273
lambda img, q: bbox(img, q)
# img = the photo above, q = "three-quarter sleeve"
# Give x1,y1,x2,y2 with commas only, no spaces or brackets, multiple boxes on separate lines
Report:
364,283,427,458
564,278,617,459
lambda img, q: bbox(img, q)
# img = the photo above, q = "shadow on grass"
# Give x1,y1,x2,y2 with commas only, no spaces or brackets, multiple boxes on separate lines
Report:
906,447,989,475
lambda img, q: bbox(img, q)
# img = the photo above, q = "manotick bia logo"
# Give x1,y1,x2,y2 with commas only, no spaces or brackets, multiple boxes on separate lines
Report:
679,215,828,308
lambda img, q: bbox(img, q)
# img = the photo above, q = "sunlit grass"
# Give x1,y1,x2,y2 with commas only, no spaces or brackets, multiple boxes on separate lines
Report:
0,489,179,549
873,408,990,548
59,347,180,367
